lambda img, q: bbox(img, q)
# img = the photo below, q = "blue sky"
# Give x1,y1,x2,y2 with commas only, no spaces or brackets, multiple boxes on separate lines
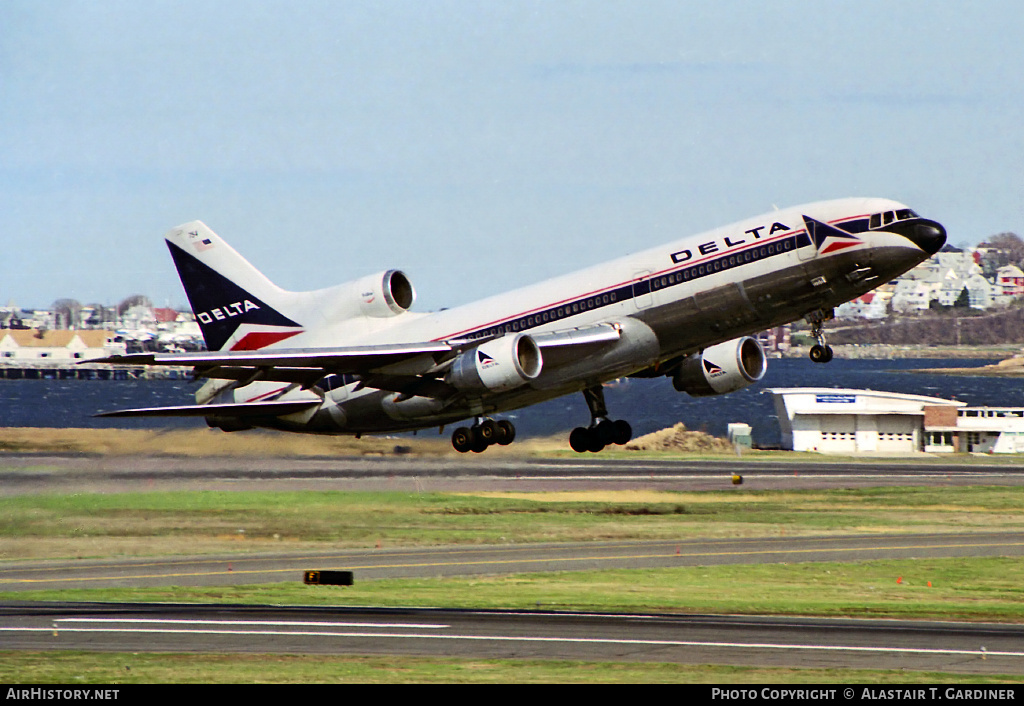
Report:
3,1,1023,311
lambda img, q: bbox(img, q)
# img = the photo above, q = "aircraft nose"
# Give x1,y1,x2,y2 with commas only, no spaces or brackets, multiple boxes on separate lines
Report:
887,219,946,255
909,220,947,255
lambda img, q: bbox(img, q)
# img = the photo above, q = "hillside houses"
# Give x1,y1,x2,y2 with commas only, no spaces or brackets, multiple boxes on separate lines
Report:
836,245,1024,319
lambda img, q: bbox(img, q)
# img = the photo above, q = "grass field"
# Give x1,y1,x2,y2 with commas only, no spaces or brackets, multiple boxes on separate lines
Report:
5,651,1021,685
3,486,1024,560
6,557,1024,622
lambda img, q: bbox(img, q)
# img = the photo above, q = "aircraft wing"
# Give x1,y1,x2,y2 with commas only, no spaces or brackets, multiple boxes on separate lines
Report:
93,323,624,402
92,341,453,372
95,399,321,418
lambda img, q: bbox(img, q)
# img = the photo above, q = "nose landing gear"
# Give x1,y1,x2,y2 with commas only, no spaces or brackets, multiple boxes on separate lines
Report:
569,385,633,453
805,308,834,364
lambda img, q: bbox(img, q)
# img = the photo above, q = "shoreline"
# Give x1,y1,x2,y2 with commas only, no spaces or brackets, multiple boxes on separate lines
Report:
783,343,1024,360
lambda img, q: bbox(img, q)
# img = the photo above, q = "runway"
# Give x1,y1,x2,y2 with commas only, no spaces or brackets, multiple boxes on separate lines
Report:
3,602,1022,674
4,452,1024,495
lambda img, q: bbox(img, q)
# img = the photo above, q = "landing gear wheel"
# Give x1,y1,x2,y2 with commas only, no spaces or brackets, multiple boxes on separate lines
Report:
570,427,591,453
496,420,516,445
451,426,474,453
451,419,517,452
612,419,632,445
809,344,834,364
478,419,498,443
470,432,489,453
595,419,617,446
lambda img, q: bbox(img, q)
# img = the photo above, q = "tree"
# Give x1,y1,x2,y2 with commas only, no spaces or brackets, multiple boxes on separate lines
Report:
117,294,152,317
979,232,1024,275
954,286,971,309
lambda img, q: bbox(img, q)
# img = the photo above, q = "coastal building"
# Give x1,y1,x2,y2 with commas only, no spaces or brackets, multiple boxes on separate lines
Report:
925,406,1024,453
768,388,961,453
767,387,1024,454
0,329,124,362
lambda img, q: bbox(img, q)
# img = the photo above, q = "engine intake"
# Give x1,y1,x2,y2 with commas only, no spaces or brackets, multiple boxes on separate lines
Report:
357,269,415,318
446,334,543,393
672,336,767,397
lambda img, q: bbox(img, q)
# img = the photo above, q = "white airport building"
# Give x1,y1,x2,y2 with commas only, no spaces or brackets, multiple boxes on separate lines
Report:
767,388,1024,454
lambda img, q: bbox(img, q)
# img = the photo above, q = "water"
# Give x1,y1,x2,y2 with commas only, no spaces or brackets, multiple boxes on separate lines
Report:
2,359,1020,447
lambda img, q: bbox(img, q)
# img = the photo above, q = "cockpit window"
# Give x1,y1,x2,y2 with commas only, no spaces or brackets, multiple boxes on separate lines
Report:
869,209,921,230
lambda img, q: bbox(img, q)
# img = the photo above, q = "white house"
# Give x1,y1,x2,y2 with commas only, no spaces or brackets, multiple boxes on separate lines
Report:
835,291,890,319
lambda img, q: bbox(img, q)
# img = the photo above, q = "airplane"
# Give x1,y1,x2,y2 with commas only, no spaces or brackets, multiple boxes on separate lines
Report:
93,197,946,453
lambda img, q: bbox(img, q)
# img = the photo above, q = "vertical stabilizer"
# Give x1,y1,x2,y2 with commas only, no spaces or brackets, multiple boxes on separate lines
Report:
165,222,304,352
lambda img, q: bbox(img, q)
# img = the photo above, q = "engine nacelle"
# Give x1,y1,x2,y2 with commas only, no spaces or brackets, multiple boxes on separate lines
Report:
353,269,416,318
446,334,543,393
315,269,416,323
672,336,767,397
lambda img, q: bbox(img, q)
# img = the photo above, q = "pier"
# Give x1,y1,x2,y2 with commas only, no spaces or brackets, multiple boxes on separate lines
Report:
0,364,188,381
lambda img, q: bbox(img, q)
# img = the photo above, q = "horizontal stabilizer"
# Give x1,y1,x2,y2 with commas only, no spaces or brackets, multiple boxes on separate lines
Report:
95,399,321,418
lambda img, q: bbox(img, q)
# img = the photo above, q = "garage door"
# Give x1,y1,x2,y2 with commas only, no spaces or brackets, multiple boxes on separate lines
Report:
817,414,857,452
875,415,918,452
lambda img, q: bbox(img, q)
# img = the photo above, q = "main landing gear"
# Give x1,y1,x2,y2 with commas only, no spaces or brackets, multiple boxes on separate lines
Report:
805,308,834,364
569,385,633,453
451,418,516,453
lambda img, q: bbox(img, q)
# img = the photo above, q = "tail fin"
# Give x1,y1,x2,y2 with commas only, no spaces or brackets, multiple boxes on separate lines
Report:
165,222,305,352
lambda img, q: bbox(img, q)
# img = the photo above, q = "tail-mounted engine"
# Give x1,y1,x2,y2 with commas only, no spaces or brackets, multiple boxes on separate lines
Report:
315,269,416,323
446,334,543,393
671,336,767,397
354,269,416,318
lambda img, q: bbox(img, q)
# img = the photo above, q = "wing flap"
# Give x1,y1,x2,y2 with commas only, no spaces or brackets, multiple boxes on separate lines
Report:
532,322,622,349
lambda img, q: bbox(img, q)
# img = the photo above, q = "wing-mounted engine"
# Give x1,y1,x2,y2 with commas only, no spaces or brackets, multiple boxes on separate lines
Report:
671,336,767,397
446,334,543,392
314,269,416,323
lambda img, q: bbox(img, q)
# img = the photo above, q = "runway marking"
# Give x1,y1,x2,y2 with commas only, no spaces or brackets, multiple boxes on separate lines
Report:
4,624,1023,659
56,618,449,629
2,539,1023,585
